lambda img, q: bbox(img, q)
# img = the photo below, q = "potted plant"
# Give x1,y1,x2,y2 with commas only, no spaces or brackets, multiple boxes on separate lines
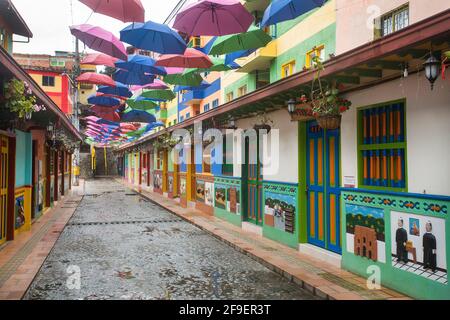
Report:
309,56,351,130
4,78,46,119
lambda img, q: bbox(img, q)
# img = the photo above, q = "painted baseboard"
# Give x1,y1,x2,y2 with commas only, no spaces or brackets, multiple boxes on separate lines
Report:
242,222,263,236
298,243,342,268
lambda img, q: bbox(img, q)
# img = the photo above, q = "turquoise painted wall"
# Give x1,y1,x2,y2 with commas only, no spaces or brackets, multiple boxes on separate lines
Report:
15,130,32,188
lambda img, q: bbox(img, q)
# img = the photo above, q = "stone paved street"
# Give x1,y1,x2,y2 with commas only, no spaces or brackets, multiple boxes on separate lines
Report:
23,179,317,300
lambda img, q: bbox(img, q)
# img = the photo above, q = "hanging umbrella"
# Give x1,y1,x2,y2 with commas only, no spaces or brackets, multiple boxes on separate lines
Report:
173,0,254,36
164,69,203,87
92,109,121,122
113,69,155,85
88,94,121,106
200,57,239,71
79,0,145,23
91,104,119,114
155,48,212,69
81,53,118,67
121,109,157,123
115,55,167,76
224,49,255,64
120,20,187,54
130,79,168,91
76,72,116,87
98,82,132,98
209,26,273,56
70,24,127,60
174,80,211,92
141,89,176,101
261,0,324,27
198,36,217,55
126,98,158,111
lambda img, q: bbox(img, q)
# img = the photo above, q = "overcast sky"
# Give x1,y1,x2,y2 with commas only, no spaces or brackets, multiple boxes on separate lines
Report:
12,0,183,55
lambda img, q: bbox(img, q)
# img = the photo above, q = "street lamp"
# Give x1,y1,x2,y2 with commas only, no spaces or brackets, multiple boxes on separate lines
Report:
287,99,297,114
423,53,441,90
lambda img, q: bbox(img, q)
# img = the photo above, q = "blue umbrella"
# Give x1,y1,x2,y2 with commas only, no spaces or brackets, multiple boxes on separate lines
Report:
88,94,121,107
121,109,157,123
261,0,325,27
224,49,255,65
135,95,166,103
197,36,217,55
120,21,187,54
113,69,155,85
115,55,167,76
174,80,211,92
98,82,132,98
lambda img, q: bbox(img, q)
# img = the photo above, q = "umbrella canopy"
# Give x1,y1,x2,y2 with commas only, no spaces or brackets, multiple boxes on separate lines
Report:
120,21,187,54
209,26,273,56
115,55,167,76
201,57,239,71
173,0,254,36
88,94,121,107
126,98,158,111
121,109,157,123
164,68,203,87
70,24,127,60
130,79,168,91
79,0,145,23
81,53,118,67
261,0,324,27
113,69,155,85
225,49,255,64
155,48,212,69
174,80,211,92
98,82,132,98
76,72,116,87
141,89,176,101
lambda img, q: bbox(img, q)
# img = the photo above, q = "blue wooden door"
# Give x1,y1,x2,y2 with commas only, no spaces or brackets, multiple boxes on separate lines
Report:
306,121,341,254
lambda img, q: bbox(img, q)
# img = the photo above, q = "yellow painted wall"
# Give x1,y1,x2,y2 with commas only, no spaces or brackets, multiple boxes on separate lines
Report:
29,73,62,93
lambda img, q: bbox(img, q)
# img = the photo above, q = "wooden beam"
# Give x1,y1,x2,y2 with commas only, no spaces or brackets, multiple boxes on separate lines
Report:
333,75,361,85
344,68,383,78
367,60,403,70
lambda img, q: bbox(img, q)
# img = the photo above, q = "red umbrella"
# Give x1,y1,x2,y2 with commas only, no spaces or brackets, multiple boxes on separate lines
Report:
76,72,116,87
70,24,127,60
81,53,118,67
79,0,145,23
155,48,213,68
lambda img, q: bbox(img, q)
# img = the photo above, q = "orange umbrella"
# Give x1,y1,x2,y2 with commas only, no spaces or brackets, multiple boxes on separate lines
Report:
81,53,118,67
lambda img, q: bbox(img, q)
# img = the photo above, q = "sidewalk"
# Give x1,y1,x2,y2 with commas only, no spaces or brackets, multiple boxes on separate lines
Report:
120,179,411,300
0,184,84,300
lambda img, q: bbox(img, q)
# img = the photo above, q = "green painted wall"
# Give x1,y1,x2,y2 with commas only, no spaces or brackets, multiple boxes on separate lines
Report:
224,72,257,99
213,176,242,227
341,190,450,300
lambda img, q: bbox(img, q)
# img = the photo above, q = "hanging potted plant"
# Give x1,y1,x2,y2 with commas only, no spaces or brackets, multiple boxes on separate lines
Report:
4,78,46,120
253,113,274,133
309,57,351,130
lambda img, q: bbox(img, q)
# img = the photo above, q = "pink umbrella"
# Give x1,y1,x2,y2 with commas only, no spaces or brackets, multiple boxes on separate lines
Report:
79,0,145,23
155,48,212,68
77,72,116,87
81,53,118,67
70,24,127,60
173,0,254,36
165,67,185,75
130,79,169,91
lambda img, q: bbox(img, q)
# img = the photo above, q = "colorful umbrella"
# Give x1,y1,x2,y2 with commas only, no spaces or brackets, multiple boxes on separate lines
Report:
88,94,121,106
79,0,145,23
76,72,116,87
173,0,254,36
201,57,239,71
261,0,324,27
120,21,187,54
225,49,255,65
126,98,158,111
130,79,168,91
113,69,155,85
98,82,132,98
164,68,203,87
174,80,211,92
70,24,127,60
141,89,176,101
115,55,167,76
209,26,273,56
121,109,157,123
155,48,212,69
81,53,118,67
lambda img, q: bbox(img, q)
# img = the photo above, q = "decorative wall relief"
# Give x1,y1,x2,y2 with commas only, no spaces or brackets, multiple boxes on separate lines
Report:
15,194,25,230
263,182,298,234
196,180,205,203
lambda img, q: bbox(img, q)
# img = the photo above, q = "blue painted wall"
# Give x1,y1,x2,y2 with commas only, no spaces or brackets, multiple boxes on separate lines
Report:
15,130,32,188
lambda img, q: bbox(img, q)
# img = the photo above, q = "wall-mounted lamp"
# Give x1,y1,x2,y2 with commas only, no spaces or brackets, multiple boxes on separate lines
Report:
423,53,441,90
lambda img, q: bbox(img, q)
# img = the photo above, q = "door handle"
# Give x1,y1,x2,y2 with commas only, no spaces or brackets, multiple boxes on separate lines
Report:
305,186,309,195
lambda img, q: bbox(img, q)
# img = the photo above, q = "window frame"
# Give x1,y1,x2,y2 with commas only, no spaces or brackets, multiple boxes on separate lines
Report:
281,60,296,78
305,45,325,69
226,92,234,102
42,75,56,87
357,99,408,192
238,85,247,97
375,4,409,39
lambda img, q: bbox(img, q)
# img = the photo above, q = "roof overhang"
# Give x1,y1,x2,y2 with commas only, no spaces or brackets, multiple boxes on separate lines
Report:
0,0,33,38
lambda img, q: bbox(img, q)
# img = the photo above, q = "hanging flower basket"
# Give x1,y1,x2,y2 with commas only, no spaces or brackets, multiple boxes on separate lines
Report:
316,115,342,130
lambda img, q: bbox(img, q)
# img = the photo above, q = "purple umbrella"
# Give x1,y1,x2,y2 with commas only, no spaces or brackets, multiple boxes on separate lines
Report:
173,0,254,36
131,79,169,91
70,24,127,60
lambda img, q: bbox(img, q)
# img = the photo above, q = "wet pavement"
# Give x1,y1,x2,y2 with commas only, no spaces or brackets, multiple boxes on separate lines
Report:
24,178,317,300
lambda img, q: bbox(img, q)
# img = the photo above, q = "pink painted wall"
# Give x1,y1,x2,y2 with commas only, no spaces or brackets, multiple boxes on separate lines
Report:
336,0,450,55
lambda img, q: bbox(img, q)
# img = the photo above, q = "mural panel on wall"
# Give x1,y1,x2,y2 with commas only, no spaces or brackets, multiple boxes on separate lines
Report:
214,184,241,214
15,194,25,229
196,180,205,203
215,185,226,210
390,211,447,285
264,192,296,234
153,172,162,190
180,178,187,198
168,175,174,194
345,204,386,263
205,182,214,207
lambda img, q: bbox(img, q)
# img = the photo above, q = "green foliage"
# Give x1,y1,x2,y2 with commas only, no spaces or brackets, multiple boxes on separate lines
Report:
4,78,39,119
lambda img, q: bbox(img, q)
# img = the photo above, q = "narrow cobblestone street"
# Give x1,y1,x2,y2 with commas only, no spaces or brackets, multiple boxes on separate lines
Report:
23,179,316,300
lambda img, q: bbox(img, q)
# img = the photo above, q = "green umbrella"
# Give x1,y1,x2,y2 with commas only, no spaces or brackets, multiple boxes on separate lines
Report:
209,26,273,56
123,106,156,116
126,98,158,111
164,68,203,87
141,89,176,101
201,58,235,72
